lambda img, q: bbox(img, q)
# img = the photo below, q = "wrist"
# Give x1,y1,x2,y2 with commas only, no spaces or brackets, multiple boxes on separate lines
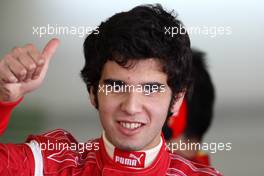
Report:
0,95,23,103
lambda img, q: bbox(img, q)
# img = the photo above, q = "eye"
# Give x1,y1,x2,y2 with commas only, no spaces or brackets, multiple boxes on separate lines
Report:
143,83,163,95
103,79,126,94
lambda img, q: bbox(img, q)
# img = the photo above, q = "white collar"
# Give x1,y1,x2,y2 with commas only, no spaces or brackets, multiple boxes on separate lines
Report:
102,131,162,168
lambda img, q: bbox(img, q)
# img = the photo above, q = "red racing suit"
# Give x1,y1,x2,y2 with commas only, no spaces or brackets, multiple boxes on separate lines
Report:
168,100,211,166
0,98,222,176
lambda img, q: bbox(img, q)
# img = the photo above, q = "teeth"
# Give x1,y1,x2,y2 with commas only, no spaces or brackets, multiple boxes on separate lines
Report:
120,122,142,129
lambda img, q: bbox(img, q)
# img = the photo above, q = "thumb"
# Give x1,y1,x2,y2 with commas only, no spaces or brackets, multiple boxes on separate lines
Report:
41,38,60,60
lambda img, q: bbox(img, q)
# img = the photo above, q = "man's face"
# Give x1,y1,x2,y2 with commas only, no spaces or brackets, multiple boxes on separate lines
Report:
94,59,173,151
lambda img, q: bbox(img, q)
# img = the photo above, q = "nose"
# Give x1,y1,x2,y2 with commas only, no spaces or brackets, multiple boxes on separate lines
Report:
120,92,143,115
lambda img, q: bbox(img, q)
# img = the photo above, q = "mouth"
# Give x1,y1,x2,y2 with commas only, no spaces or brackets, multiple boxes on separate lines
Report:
119,121,144,129
116,121,146,135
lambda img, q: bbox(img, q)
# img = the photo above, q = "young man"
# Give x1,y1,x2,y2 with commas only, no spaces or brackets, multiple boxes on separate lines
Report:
163,50,215,166
0,4,222,176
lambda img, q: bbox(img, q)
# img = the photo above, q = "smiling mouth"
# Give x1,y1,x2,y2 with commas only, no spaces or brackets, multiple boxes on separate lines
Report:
118,121,146,130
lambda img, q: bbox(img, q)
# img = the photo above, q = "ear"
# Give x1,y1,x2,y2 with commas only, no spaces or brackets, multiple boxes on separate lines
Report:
170,92,185,116
88,86,97,108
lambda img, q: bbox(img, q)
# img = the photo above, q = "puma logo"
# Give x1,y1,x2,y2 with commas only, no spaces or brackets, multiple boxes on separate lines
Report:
115,153,145,167
129,153,144,164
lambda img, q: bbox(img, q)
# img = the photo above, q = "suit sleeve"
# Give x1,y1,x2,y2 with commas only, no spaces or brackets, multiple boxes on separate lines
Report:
0,143,36,175
0,98,39,175
0,97,23,135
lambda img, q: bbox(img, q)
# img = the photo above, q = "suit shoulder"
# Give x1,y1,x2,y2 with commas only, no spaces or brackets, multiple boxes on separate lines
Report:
168,153,223,176
26,128,78,144
25,129,101,174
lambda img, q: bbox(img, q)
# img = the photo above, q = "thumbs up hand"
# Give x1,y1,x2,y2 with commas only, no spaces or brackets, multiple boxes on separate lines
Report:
0,38,60,102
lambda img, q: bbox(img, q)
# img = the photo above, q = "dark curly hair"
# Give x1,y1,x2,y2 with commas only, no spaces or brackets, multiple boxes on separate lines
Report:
81,4,192,108
184,49,215,141
162,49,215,141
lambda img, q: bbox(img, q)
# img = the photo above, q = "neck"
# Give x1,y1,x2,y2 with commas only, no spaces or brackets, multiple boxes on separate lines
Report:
102,132,162,169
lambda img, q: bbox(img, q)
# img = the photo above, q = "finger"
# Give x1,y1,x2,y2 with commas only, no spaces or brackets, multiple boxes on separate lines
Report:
24,44,45,80
0,61,18,83
32,54,45,80
25,43,45,66
11,46,36,81
4,55,27,81
16,53,37,82
32,38,59,80
41,38,60,61
11,47,23,58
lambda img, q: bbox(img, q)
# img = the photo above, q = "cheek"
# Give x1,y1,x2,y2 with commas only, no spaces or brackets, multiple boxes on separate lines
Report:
98,94,120,120
146,95,171,125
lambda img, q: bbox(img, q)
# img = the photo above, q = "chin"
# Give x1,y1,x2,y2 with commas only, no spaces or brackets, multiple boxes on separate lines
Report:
114,139,144,151
117,144,144,151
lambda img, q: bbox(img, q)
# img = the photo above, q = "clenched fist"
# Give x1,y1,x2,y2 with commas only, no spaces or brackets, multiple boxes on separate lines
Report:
0,38,60,102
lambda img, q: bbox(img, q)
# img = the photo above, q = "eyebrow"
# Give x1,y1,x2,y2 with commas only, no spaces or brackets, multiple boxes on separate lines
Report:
103,78,165,86
103,79,125,85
